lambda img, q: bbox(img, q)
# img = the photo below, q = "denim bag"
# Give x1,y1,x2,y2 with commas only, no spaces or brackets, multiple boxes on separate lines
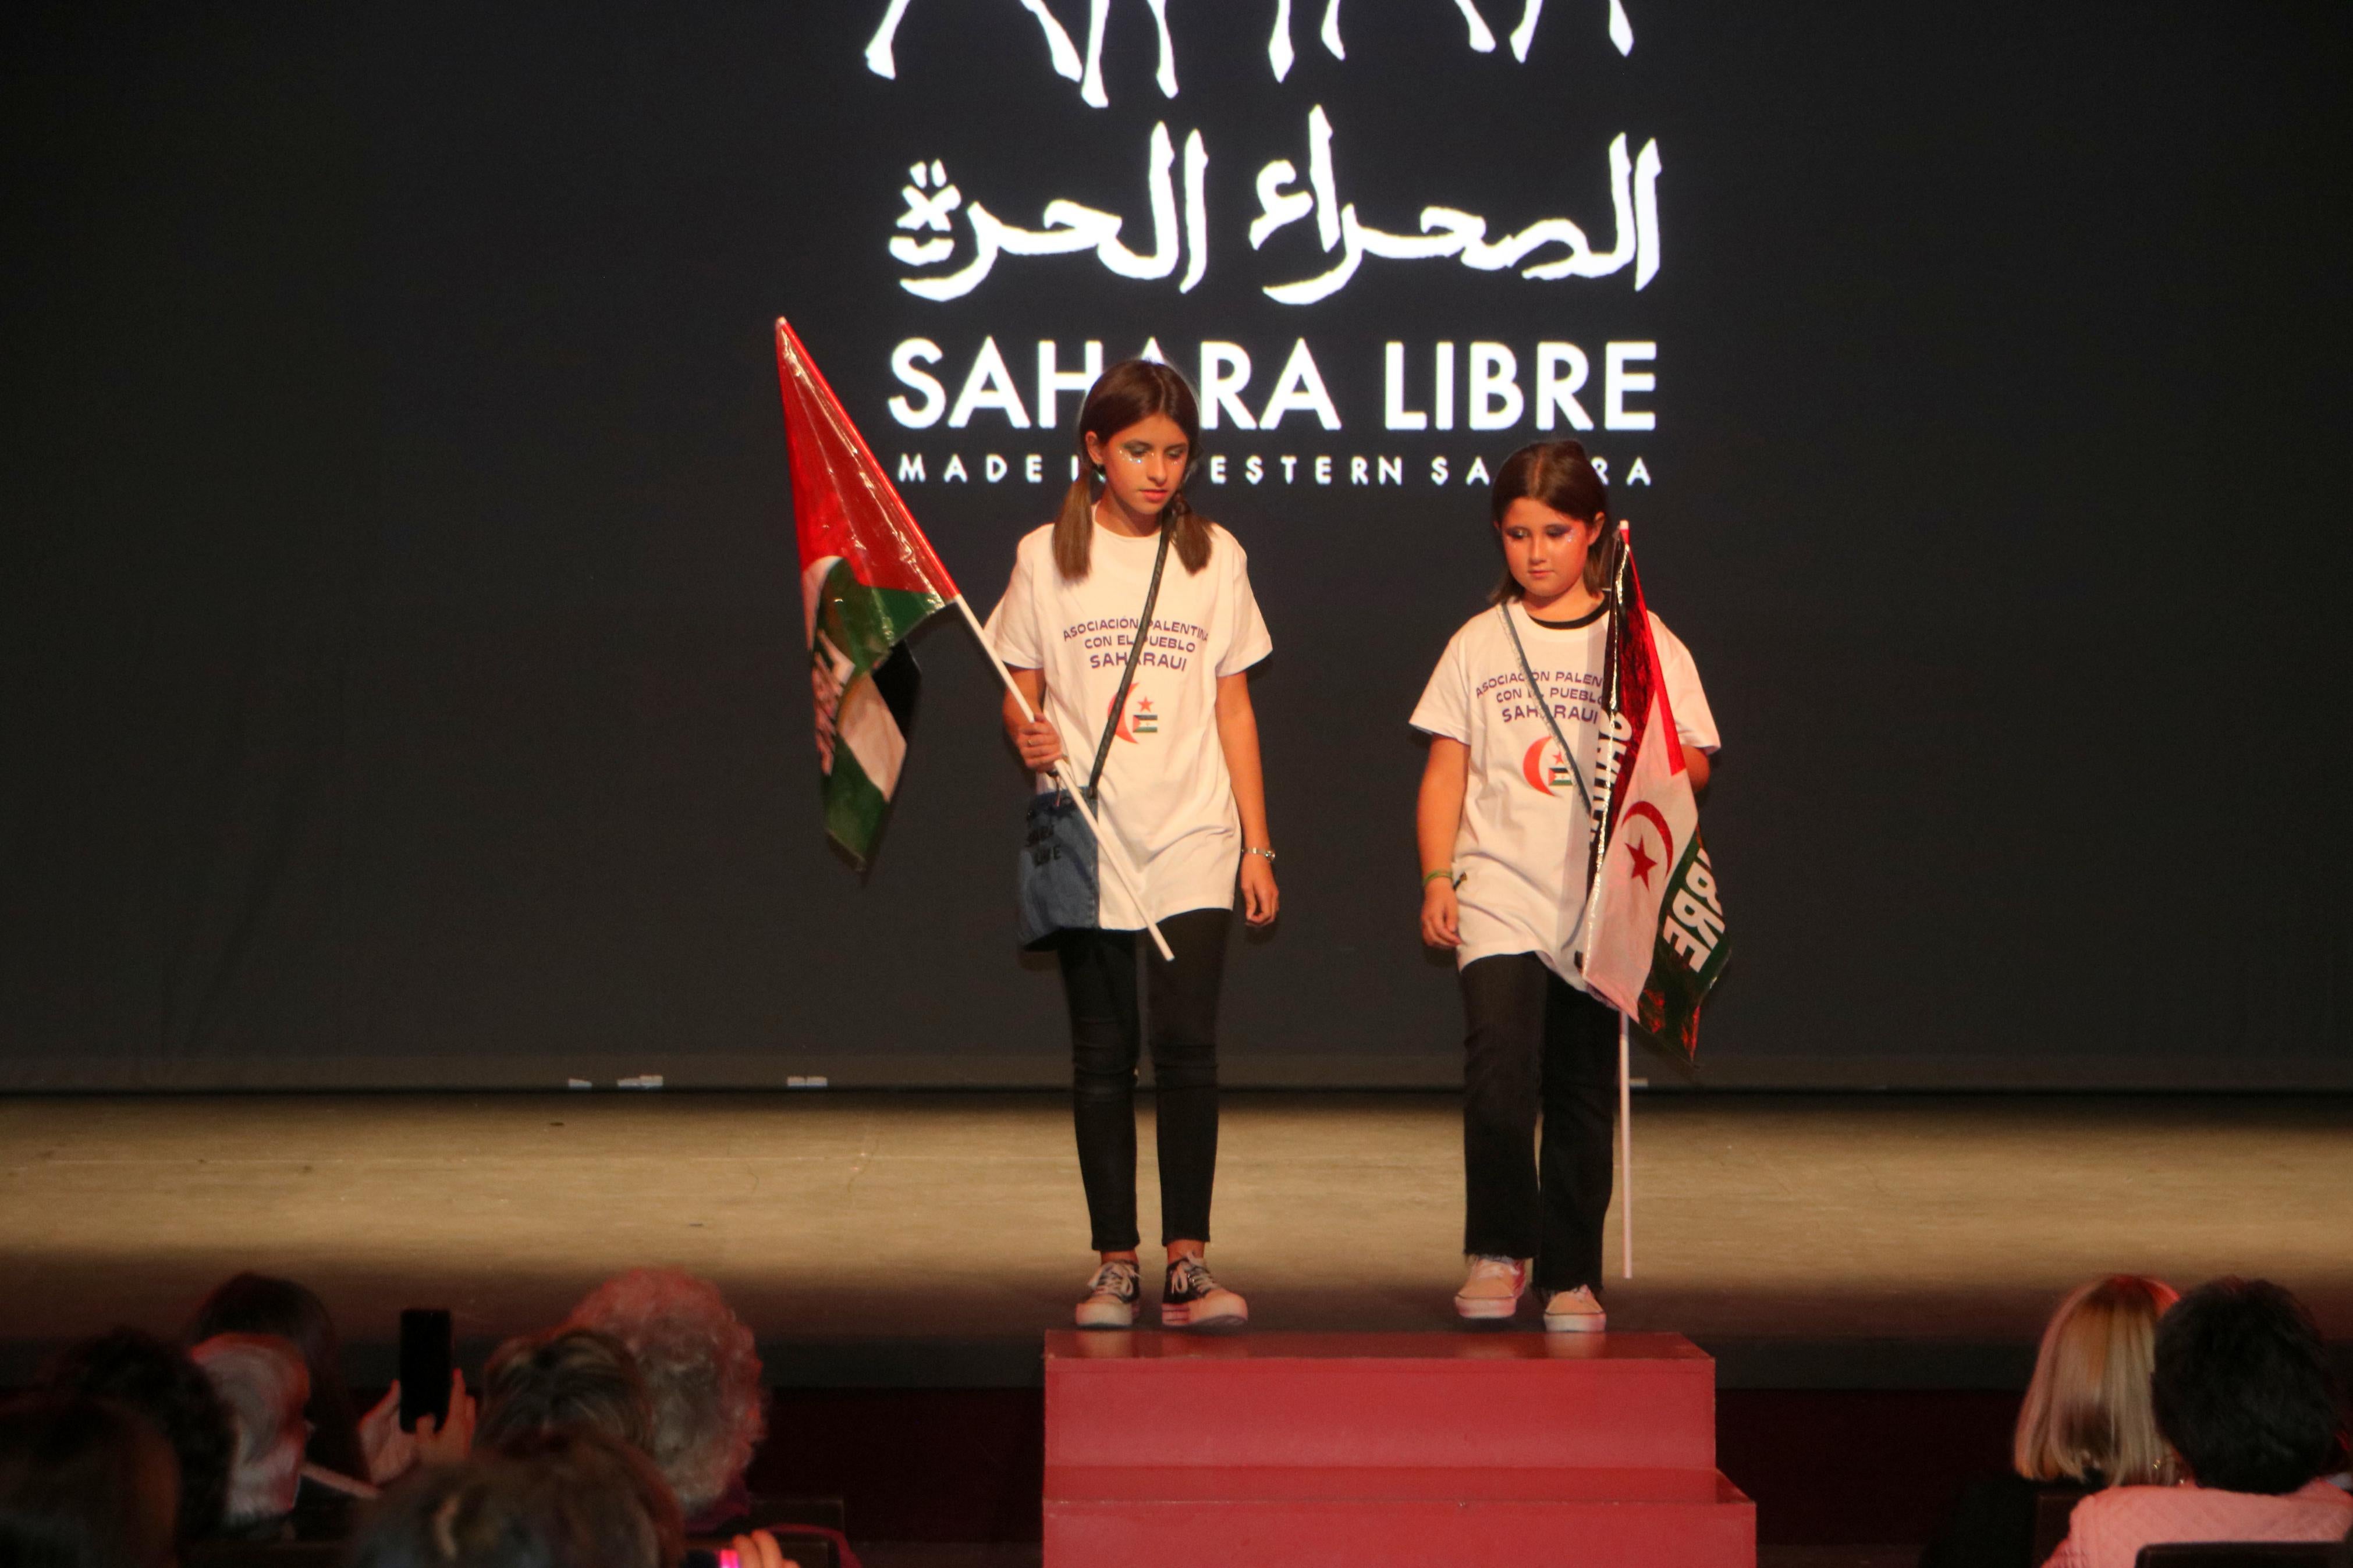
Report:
1016,524,1173,948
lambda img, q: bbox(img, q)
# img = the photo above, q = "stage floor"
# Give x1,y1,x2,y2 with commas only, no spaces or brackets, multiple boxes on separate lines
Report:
3,1090,2347,1388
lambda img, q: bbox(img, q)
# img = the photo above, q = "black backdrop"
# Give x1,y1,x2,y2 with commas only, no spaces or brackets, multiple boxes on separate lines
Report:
4,3,2348,1090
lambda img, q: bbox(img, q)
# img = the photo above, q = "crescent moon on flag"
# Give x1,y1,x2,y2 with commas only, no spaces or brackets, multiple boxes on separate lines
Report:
1109,689,1138,744
1522,737,1557,795
1621,801,1673,866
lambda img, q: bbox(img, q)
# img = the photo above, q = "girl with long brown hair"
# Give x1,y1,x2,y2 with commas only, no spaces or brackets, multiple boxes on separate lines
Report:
984,358,1277,1330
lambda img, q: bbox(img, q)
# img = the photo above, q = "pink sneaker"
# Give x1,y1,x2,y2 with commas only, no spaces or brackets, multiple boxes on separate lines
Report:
1543,1285,1607,1333
1454,1256,1528,1321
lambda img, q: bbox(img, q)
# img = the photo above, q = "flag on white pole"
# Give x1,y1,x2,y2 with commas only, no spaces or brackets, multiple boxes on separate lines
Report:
774,319,1173,959
1578,525,1730,1054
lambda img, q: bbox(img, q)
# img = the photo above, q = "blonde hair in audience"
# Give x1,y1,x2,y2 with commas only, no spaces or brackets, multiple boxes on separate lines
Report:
2013,1274,2180,1485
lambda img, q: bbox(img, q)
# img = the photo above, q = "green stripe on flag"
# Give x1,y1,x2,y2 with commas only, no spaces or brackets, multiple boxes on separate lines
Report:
823,577,945,668
823,734,891,867
809,564,942,870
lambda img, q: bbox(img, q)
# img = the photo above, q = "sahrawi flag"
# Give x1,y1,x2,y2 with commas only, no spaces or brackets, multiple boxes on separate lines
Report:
774,319,958,868
1575,529,1730,1054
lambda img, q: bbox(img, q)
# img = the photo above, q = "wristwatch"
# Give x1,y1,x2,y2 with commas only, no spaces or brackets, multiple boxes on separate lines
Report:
1245,847,1277,863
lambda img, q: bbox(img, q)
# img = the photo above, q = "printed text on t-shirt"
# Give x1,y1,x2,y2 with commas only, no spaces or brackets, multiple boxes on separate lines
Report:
1475,667,1604,727
1063,616,1210,673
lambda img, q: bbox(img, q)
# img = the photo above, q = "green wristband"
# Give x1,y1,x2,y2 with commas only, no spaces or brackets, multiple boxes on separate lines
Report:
1422,867,1455,888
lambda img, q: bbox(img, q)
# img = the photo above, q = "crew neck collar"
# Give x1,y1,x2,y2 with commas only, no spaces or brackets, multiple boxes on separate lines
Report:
1520,597,1608,630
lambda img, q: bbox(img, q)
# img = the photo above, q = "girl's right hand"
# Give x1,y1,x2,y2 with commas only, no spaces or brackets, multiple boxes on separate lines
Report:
1420,878,1461,949
1013,716,1065,774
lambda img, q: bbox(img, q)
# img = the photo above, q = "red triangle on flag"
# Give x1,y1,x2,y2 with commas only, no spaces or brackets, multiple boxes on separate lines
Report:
774,319,959,602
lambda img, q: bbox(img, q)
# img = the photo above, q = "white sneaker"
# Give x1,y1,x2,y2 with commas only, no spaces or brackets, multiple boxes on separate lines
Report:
1543,1284,1607,1333
1074,1259,1140,1329
1453,1256,1529,1321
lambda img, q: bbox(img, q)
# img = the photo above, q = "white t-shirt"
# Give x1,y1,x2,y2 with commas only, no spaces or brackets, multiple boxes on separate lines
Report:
1410,599,1719,986
986,520,1273,929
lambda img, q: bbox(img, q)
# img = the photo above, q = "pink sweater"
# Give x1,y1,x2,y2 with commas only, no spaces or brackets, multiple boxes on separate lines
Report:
2047,1478,2352,1568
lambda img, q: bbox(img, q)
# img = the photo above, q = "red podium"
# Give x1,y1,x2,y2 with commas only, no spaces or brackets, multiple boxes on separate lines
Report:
1044,1331,1755,1567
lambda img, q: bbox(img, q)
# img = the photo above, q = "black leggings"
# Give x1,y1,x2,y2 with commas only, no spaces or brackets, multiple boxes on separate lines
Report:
1056,907,1232,1252
1459,952,1618,1293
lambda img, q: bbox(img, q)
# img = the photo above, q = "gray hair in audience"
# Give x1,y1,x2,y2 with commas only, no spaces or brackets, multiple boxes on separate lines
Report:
190,1333,310,1527
567,1267,766,1516
474,1327,655,1457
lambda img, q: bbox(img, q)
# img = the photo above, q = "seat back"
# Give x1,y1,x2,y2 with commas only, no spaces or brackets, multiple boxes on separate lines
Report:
2135,1543,2344,1567
739,1495,847,1533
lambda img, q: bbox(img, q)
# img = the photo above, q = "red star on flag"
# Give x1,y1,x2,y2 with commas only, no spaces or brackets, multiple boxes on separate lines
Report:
1135,696,1153,710
1626,834,1659,888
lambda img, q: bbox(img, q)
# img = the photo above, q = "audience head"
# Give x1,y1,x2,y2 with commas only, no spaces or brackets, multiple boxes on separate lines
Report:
2014,1274,2181,1485
187,1272,367,1480
474,1328,655,1456
352,1430,675,1568
347,1455,562,1568
190,1334,310,1530
45,1327,232,1545
0,1393,180,1568
495,1427,682,1568
567,1267,766,1520
2153,1276,2347,1495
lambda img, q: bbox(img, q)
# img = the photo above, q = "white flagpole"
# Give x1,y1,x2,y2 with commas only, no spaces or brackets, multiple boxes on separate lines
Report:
950,595,1175,962
1619,1010,1634,1280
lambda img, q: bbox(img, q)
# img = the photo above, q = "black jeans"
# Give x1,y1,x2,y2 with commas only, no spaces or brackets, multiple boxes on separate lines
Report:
1460,952,1617,1293
1056,907,1231,1252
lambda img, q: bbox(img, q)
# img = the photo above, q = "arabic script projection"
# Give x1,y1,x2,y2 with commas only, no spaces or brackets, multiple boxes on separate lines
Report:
868,0,1638,103
869,1,1660,305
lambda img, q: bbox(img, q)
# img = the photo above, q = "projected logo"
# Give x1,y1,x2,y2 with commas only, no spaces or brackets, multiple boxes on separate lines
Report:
860,1,1665,492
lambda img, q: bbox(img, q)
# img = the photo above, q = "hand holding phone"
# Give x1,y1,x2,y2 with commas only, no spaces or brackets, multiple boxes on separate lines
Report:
411,1369,474,1464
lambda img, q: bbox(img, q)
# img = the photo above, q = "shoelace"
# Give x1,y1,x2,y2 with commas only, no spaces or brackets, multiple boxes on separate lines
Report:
1089,1262,1138,1299
1468,1255,1519,1279
1167,1257,1220,1298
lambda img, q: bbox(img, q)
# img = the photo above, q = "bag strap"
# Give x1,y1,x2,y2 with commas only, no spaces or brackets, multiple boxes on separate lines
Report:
1498,600,1595,816
1083,521,1175,802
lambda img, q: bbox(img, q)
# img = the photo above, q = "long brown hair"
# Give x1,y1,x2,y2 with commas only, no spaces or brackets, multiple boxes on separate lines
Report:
1053,358,1213,580
1486,439,1616,604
